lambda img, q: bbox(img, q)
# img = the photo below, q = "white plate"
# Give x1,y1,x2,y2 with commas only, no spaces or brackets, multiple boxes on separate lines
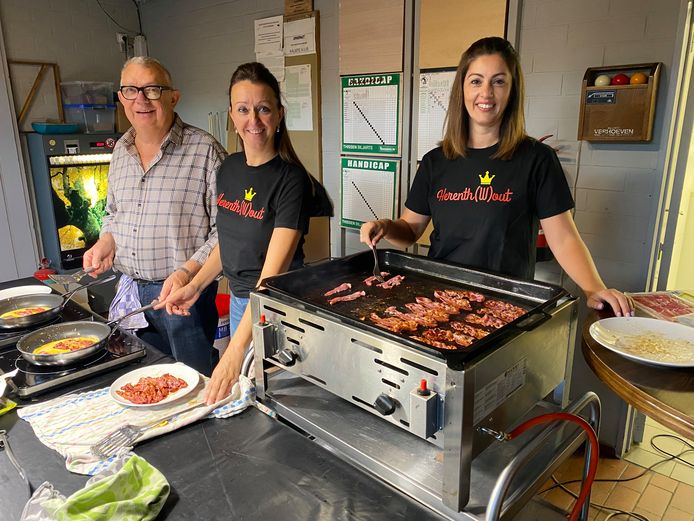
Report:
110,363,200,407
589,317,694,368
0,285,52,301
1,369,18,399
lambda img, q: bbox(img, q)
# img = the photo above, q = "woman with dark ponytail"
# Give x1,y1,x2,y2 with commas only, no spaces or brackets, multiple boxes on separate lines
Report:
160,62,331,403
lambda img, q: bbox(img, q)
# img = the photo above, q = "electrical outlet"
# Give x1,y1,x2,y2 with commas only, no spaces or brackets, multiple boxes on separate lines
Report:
116,32,128,53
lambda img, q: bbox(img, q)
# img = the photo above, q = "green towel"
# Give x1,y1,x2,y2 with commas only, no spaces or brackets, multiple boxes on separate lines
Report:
38,455,169,521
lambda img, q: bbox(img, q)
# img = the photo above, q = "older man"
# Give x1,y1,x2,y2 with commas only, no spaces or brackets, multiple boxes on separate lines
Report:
84,57,226,375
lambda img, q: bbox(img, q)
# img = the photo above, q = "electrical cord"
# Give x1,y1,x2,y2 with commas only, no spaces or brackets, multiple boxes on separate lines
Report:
131,0,143,34
0,429,33,498
538,431,694,520
649,433,694,467
95,0,137,32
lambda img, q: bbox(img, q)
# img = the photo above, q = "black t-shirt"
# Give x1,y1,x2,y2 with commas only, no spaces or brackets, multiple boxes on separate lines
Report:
406,139,574,280
216,153,312,297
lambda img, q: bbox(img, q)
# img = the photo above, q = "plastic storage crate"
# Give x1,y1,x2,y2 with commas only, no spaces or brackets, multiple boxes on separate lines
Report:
61,81,114,104
64,104,116,133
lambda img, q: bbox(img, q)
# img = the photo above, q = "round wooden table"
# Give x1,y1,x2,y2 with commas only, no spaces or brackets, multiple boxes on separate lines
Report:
582,311,694,439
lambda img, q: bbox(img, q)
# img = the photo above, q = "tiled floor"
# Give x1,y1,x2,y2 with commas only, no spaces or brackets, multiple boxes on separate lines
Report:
538,418,694,520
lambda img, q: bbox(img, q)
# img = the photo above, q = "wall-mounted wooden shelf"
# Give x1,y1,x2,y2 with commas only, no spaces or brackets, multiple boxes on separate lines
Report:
578,62,661,143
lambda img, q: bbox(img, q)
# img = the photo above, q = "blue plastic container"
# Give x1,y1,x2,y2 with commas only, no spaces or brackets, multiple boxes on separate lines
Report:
31,122,81,134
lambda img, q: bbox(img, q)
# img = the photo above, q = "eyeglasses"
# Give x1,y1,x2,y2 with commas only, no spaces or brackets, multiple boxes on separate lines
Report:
119,85,173,100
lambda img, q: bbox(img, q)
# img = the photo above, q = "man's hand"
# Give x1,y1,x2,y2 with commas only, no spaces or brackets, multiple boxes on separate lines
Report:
83,234,116,276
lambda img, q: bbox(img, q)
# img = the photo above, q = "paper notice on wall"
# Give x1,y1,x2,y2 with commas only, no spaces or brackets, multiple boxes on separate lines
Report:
341,73,401,156
417,70,455,160
340,157,398,229
256,51,285,82
283,17,315,56
254,15,283,53
283,64,313,131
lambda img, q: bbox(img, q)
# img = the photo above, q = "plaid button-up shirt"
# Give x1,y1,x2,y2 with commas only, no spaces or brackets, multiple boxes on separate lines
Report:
101,115,227,281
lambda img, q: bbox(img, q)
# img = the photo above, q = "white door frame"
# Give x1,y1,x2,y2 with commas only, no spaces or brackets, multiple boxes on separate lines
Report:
647,0,694,290
0,15,40,281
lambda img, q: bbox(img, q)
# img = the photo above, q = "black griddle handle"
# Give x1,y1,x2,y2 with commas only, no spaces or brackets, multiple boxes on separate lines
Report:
515,311,551,331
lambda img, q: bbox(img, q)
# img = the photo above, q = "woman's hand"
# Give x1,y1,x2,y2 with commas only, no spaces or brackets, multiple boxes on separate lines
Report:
585,288,634,317
204,345,244,405
360,219,389,247
158,270,191,305
155,282,201,316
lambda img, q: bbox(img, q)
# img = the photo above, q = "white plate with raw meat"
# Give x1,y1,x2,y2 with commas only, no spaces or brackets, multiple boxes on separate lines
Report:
589,317,694,368
110,363,200,407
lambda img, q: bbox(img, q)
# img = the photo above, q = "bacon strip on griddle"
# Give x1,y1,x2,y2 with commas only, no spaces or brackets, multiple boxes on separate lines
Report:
385,306,438,328
369,313,418,333
363,272,390,286
324,282,352,297
421,327,475,347
434,290,472,311
481,300,526,321
415,296,459,315
465,312,506,329
450,321,490,339
377,274,405,289
454,290,486,303
328,290,366,305
404,302,450,322
451,331,476,347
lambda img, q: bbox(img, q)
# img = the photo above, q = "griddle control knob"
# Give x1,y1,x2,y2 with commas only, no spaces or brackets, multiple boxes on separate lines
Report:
374,393,397,416
276,349,298,366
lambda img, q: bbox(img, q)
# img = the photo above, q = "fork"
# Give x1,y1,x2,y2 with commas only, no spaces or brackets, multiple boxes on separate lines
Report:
371,245,386,283
90,402,206,459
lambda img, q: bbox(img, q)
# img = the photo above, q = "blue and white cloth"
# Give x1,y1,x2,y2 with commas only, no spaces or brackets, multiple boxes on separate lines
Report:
109,274,148,330
18,370,255,475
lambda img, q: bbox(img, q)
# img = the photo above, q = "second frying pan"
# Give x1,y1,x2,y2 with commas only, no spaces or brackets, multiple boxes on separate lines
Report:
0,275,116,330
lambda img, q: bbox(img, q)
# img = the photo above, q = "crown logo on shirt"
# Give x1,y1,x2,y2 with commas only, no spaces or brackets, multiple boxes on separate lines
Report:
244,187,256,201
479,171,495,186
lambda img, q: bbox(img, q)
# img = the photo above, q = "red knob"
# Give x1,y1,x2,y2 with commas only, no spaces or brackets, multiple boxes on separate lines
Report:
259,314,266,324
417,379,430,396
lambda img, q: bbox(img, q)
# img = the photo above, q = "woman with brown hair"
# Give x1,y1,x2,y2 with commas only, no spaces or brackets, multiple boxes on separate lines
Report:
361,37,632,316
159,62,331,403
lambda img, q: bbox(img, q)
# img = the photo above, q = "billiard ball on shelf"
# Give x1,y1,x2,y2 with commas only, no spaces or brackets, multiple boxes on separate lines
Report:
594,74,611,87
611,73,630,85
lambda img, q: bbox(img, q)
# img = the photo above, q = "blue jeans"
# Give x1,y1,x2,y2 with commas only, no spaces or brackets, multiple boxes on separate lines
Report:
229,294,249,336
137,280,219,376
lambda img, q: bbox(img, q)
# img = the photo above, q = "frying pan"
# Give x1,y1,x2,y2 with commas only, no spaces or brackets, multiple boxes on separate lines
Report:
0,275,116,330
16,300,158,366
